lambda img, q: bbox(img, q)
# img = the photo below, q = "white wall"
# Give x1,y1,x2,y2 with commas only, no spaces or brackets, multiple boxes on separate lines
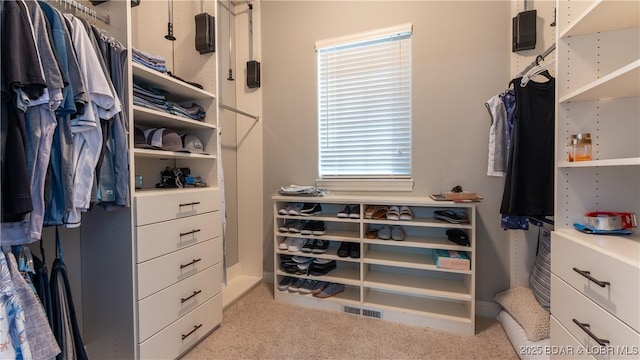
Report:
261,0,513,305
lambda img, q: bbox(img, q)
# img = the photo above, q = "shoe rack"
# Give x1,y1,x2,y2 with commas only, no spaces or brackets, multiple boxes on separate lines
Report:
272,194,477,335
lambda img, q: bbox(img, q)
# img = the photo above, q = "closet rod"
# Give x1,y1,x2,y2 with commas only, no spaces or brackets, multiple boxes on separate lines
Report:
515,43,555,78
54,0,110,25
220,103,259,121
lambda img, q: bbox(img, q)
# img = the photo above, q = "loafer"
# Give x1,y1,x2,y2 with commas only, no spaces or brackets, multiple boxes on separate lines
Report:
337,242,350,257
391,225,406,241
314,283,345,298
377,225,392,240
349,243,360,258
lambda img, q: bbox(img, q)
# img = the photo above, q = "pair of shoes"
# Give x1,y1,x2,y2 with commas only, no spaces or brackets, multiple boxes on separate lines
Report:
313,283,345,298
301,221,326,236
446,229,470,246
386,205,414,221
301,239,329,253
300,203,322,216
279,203,302,215
434,210,468,224
337,205,360,219
377,225,405,240
336,242,359,258
309,260,336,276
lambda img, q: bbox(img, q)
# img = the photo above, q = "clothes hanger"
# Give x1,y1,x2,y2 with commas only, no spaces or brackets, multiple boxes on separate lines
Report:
521,56,555,87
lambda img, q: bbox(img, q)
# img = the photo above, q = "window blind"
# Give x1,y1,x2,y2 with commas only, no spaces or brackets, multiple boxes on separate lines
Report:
317,26,412,178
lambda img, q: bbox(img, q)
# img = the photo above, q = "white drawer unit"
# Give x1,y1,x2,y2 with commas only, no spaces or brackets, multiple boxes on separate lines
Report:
550,317,597,360
136,211,222,263
139,294,223,359
551,230,640,360
138,263,222,342
272,194,476,335
137,236,223,300
135,188,220,226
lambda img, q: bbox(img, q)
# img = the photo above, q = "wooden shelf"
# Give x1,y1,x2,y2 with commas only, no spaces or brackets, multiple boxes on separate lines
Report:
554,229,640,268
276,267,361,286
133,148,216,160
364,271,471,301
559,60,640,103
364,236,472,252
364,248,471,274
276,285,361,305
133,106,216,131
558,157,640,168
560,0,640,38
363,217,473,229
364,289,472,323
133,63,215,101
275,229,360,242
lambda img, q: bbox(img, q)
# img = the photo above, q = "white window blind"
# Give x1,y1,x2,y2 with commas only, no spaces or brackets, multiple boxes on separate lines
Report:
317,24,412,178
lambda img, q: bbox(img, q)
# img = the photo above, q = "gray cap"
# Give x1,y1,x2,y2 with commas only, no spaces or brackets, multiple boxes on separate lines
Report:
182,134,209,154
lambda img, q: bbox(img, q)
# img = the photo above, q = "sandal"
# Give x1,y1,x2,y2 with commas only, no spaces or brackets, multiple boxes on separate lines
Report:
366,229,378,239
372,206,389,220
399,206,413,221
386,205,400,220
434,210,468,224
364,205,376,219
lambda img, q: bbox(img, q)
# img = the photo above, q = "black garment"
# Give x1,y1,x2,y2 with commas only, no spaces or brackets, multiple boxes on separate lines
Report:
500,77,555,217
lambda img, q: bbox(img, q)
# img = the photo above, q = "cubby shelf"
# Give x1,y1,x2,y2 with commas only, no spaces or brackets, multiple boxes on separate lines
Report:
272,194,476,335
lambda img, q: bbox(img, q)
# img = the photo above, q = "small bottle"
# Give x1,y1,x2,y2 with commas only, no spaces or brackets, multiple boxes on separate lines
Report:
573,133,592,161
567,135,577,162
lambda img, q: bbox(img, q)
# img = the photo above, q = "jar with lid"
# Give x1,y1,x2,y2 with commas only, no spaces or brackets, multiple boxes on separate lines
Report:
568,133,592,162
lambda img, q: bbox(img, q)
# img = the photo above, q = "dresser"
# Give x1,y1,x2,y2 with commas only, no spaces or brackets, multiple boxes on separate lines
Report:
550,231,639,359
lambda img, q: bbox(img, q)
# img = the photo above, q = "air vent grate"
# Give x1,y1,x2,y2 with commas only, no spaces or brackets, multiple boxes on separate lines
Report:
342,306,361,315
362,309,382,319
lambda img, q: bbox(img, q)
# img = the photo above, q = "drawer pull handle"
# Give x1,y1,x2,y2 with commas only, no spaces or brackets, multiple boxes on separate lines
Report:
181,290,202,303
572,319,610,347
180,258,202,269
179,229,201,237
179,201,201,208
181,324,203,340
572,267,610,288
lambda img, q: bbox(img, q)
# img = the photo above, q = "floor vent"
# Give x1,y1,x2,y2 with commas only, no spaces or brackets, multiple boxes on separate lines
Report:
362,309,382,319
342,306,361,315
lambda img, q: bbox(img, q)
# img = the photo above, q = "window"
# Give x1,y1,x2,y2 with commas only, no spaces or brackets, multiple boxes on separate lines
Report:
316,24,412,189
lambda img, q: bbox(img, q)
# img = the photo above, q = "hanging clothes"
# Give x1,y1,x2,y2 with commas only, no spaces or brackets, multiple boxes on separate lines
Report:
0,251,33,359
500,76,555,217
50,228,88,360
6,250,61,360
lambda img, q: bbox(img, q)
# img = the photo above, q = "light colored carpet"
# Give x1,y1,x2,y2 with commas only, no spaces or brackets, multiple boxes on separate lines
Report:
183,282,519,360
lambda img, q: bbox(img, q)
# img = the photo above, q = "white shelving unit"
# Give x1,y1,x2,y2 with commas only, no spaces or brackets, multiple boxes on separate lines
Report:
77,1,224,359
272,194,476,335
551,0,640,356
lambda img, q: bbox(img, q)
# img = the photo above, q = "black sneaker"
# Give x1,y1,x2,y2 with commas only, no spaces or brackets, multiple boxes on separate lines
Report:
300,203,322,216
337,242,350,257
301,239,317,253
312,239,329,254
348,243,360,259
312,221,326,236
301,221,315,235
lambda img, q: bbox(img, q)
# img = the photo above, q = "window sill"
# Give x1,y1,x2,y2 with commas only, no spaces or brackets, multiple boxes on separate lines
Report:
315,178,414,192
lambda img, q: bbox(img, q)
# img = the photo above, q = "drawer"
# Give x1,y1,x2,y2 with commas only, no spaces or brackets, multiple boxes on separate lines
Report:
551,274,640,360
138,263,222,342
135,188,220,226
551,232,640,332
551,315,597,360
139,294,222,360
136,211,221,263
137,237,222,300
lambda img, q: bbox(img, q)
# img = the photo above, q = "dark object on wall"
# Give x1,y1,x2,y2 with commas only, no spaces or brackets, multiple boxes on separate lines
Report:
247,60,261,88
195,13,215,54
512,10,536,52
165,0,176,41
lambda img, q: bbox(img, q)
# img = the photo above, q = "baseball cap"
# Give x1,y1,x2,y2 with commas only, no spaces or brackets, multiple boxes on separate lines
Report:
143,128,189,152
134,127,155,149
181,134,209,154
